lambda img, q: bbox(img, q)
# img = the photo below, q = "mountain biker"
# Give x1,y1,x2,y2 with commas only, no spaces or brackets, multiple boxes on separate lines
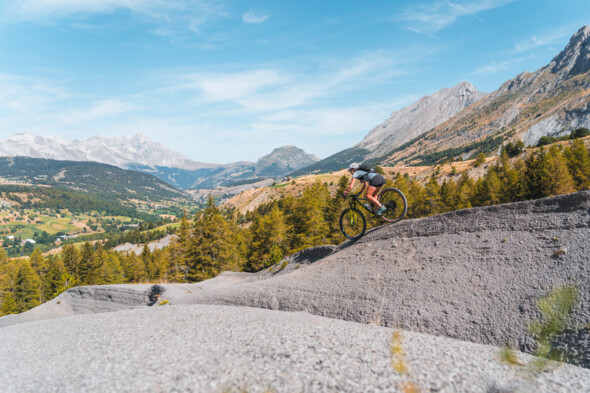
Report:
343,163,387,216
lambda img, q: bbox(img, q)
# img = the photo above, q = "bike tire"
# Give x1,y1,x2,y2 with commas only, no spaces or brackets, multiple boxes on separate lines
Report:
339,207,367,240
377,187,408,223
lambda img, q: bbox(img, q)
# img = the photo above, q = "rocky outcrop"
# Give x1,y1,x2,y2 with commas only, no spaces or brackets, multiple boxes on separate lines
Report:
551,25,590,78
177,191,590,367
4,191,590,369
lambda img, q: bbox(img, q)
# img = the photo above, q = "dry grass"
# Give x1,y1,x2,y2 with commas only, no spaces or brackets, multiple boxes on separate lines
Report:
390,330,408,374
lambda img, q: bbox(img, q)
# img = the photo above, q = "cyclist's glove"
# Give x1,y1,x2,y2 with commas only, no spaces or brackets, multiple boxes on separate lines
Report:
342,191,349,197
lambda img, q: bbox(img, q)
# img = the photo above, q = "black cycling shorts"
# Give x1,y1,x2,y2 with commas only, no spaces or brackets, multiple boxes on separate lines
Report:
369,174,386,187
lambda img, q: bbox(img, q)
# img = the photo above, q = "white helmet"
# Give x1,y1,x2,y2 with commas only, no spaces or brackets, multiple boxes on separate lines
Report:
348,162,359,172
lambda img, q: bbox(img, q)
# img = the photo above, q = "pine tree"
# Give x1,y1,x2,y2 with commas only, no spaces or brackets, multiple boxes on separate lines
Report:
290,182,330,251
457,173,475,209
0,292,17,315
42,258,68,301
151,249,170,281
61,243,80,279
167,213,190,282
424,176,442,215
14,260,40,313
541,146,576,197
101,254,124,284
29,247,47,273
563,139,590,190
141,245,157,282
186,197,245,282
0,247,8,265
477,168,502,206
248,203,290,271
78,242,101,285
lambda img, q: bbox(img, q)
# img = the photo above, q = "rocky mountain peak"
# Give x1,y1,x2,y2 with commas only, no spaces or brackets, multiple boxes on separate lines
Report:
255,145,319,177
357,82,486,158
550,25,590,77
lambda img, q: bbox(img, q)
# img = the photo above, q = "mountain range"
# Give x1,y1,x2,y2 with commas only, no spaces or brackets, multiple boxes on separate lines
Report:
1,26,589,185
294,25,590,174
292,81,487,175
378,25,590,166
0,134,319,190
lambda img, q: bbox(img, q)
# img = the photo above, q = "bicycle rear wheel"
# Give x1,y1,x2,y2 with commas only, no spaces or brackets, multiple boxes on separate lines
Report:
377,187,408,223
339,207,366,240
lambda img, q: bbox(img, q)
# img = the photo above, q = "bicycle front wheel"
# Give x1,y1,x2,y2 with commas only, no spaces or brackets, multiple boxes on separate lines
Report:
339,207,367,240
377,187,408,223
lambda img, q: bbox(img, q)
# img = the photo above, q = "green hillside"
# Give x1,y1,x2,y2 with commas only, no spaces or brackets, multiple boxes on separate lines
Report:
0,157,186,201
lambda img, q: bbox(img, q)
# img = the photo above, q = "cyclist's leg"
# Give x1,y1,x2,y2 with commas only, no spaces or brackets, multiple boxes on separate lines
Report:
366,185,382,208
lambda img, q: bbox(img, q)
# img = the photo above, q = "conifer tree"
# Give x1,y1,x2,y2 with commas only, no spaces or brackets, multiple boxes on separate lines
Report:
424,176,442,215
14,260,40,313
167,213,190,282
477,168,502,206
248,203,290,271
151,249,170,281
439,179,460,212
61,243,80,279
78,242,101,285
0,247,8,265
42,257,68,301
141,245,157,282
0,291,17,315
101,254,124,284
187,197,245,281
541,146,576,197
563,139,590,190
290,181,330,251
29,247,47,273
456,173,475,209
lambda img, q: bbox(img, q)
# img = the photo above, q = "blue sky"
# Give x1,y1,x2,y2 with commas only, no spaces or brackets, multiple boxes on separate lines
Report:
0,0,589,164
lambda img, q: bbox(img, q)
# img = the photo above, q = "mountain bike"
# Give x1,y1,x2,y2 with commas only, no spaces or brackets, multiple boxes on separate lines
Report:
339,187,408,240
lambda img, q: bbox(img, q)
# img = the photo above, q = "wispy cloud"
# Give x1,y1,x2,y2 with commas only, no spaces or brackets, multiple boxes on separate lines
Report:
0,0,225,34
398,0,515,35
242,11,269,24
168,69,287,103
513,27,573,53
0,73,70,113
154,51,406,113
473,56,531,75
0,47,433,161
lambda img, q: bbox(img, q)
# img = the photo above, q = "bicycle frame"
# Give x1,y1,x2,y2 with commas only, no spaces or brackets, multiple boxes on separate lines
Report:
347,194,376,216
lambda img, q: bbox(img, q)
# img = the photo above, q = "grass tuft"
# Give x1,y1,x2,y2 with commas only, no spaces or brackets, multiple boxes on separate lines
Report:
499,347,524,367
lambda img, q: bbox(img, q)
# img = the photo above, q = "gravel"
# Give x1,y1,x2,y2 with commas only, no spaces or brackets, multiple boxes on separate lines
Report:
1,304,588,393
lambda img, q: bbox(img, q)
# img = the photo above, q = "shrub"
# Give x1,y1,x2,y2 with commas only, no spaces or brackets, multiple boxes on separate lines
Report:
473,153,486,167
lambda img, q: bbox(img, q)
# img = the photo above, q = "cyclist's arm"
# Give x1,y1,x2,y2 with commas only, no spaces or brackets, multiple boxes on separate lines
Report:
346,178,357,193
359,182,367,194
